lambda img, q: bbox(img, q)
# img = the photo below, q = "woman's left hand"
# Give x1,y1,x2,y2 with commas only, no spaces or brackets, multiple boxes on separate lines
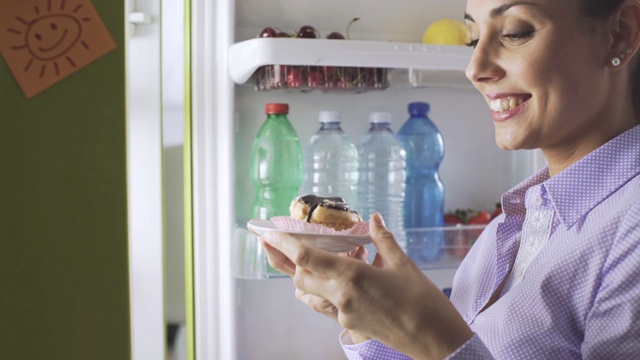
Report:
261,238,372,342
261,213,474,359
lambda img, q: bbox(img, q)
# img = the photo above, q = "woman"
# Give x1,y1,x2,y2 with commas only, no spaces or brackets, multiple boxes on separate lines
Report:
261,0,640,358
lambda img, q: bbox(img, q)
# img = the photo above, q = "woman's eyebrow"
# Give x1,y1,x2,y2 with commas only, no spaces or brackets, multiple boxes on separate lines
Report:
464,1,540,22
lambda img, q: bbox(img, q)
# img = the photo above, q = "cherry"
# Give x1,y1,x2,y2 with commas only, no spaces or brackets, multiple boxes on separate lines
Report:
259,27,277,38
322,66,337,89
296,25,317,39
286,67,302,88
327,32,345,40
276,31,291,38
307,67,325,88
269,65,286,88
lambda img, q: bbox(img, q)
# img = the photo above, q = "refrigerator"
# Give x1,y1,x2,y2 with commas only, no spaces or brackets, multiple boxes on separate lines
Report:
159,0,546,359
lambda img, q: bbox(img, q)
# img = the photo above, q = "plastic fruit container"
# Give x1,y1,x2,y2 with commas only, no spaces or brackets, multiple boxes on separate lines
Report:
254,65,389,92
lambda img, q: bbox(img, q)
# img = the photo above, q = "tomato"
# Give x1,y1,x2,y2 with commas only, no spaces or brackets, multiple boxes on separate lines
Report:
468,211,491,225
444,209,490,259
467,211,490,238
490,202,503,220
444,213,464,225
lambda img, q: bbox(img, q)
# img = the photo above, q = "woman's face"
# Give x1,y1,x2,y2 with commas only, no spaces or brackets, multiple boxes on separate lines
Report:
465,0,614,160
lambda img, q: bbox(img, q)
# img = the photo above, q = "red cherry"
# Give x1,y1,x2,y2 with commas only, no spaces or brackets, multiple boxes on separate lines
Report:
322,66,337,89
268,65,286,88
327,32,345,39
286,67,302,88
259,27,277,38
307,68,325,88
297,25,317,39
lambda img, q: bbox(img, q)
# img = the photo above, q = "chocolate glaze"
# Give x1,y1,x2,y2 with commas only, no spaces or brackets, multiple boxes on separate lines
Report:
297,194,356,222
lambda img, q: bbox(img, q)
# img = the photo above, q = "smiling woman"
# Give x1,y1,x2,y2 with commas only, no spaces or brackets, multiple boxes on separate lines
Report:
259,0,640,359
464,0,639,175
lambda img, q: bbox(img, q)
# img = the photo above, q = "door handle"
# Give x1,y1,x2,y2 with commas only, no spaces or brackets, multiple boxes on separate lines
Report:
129,12,152,25
128,11,153,36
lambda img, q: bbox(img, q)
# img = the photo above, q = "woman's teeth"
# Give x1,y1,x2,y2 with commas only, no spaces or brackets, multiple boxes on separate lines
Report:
490,97,526,112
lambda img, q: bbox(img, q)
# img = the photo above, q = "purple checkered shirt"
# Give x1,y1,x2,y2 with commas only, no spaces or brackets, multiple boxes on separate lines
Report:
341,125,640,359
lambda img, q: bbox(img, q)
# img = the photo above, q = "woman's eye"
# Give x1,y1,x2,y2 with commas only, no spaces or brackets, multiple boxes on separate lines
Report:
503,30,535,42
465,29,534,49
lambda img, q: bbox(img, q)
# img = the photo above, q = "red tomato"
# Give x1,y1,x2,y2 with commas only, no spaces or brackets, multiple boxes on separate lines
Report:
467,211,490,238
444,213,464,225
490,203,503,220
468,211,491,225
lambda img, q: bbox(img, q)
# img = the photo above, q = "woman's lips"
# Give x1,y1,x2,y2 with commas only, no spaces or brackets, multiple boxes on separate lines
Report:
487,94,532,122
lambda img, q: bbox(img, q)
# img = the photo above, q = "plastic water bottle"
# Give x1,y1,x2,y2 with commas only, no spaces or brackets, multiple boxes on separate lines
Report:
356,112,406,243
250,103,303,220
301,111,358,207
396,102,445,264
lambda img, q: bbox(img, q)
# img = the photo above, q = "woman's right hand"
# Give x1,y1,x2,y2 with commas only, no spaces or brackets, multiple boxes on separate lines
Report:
261,239,372,343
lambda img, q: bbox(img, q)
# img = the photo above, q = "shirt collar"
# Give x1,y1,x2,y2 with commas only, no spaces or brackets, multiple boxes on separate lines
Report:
504,125,640,229
544,125,640,228
502,167,549,222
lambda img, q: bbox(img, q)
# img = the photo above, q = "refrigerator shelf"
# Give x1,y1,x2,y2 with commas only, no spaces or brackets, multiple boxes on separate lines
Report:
233,223,485,279
228,38,473,86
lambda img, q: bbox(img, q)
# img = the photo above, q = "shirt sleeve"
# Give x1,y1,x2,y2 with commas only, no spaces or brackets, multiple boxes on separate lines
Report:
339,330,411,360
582,204,640,358
340,330,495,360
445,334,494,359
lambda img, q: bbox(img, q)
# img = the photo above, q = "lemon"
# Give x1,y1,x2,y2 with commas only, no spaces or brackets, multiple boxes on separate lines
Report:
422,19,470,45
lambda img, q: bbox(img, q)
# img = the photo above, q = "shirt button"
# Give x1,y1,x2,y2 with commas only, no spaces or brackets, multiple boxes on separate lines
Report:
533,195,543,206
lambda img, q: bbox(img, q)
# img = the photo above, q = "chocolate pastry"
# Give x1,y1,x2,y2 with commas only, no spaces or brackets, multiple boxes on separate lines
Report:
289,194,362,231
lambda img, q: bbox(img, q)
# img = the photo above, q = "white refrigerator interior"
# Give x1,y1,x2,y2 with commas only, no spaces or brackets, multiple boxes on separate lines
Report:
187,0,546,359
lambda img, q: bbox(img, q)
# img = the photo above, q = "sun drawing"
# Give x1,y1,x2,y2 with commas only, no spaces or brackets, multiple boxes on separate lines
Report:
6,0,93,79
1,0,116,98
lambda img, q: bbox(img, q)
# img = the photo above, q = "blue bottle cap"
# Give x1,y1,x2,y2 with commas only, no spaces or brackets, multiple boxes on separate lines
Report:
408,102,430,116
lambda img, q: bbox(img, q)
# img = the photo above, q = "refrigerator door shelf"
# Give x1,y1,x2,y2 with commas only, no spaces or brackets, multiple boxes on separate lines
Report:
228,38,472,85
233,223,485,279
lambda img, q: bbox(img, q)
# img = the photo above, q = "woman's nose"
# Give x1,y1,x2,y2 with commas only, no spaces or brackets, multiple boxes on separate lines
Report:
465,40,504,84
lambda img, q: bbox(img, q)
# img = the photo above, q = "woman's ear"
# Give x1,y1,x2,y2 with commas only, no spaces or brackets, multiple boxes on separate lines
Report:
607,0,640,68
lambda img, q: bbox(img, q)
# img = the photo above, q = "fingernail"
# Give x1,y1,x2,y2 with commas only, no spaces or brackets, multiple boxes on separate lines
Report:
262,231,273,242
372,212,385,227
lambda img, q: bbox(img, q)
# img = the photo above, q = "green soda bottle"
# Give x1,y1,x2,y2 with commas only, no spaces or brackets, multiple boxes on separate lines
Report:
250,103,303,220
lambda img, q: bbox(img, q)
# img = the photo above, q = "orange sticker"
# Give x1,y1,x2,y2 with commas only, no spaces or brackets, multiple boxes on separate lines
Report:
0,0,116,98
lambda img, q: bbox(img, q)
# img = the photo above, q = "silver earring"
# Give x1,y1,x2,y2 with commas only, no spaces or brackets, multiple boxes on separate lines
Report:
614,49,634,65
620,49,633,59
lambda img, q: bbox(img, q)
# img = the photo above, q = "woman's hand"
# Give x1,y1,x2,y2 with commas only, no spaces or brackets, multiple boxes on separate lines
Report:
261,238,372,343
261,213,473,358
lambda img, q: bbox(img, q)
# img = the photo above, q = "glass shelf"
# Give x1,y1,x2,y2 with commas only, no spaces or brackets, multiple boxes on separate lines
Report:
233,223,485,279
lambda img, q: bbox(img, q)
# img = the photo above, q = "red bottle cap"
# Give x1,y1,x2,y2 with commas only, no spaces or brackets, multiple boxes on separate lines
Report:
265,103,289,114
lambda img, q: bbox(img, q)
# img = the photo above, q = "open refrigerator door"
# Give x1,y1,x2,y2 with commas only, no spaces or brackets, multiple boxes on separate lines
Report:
186,0,546,359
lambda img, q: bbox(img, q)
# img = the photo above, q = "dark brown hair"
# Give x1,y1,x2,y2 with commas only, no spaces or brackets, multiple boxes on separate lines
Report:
583,0,640,114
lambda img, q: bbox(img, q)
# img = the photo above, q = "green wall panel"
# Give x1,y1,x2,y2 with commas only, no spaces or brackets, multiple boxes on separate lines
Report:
0,1,131,359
